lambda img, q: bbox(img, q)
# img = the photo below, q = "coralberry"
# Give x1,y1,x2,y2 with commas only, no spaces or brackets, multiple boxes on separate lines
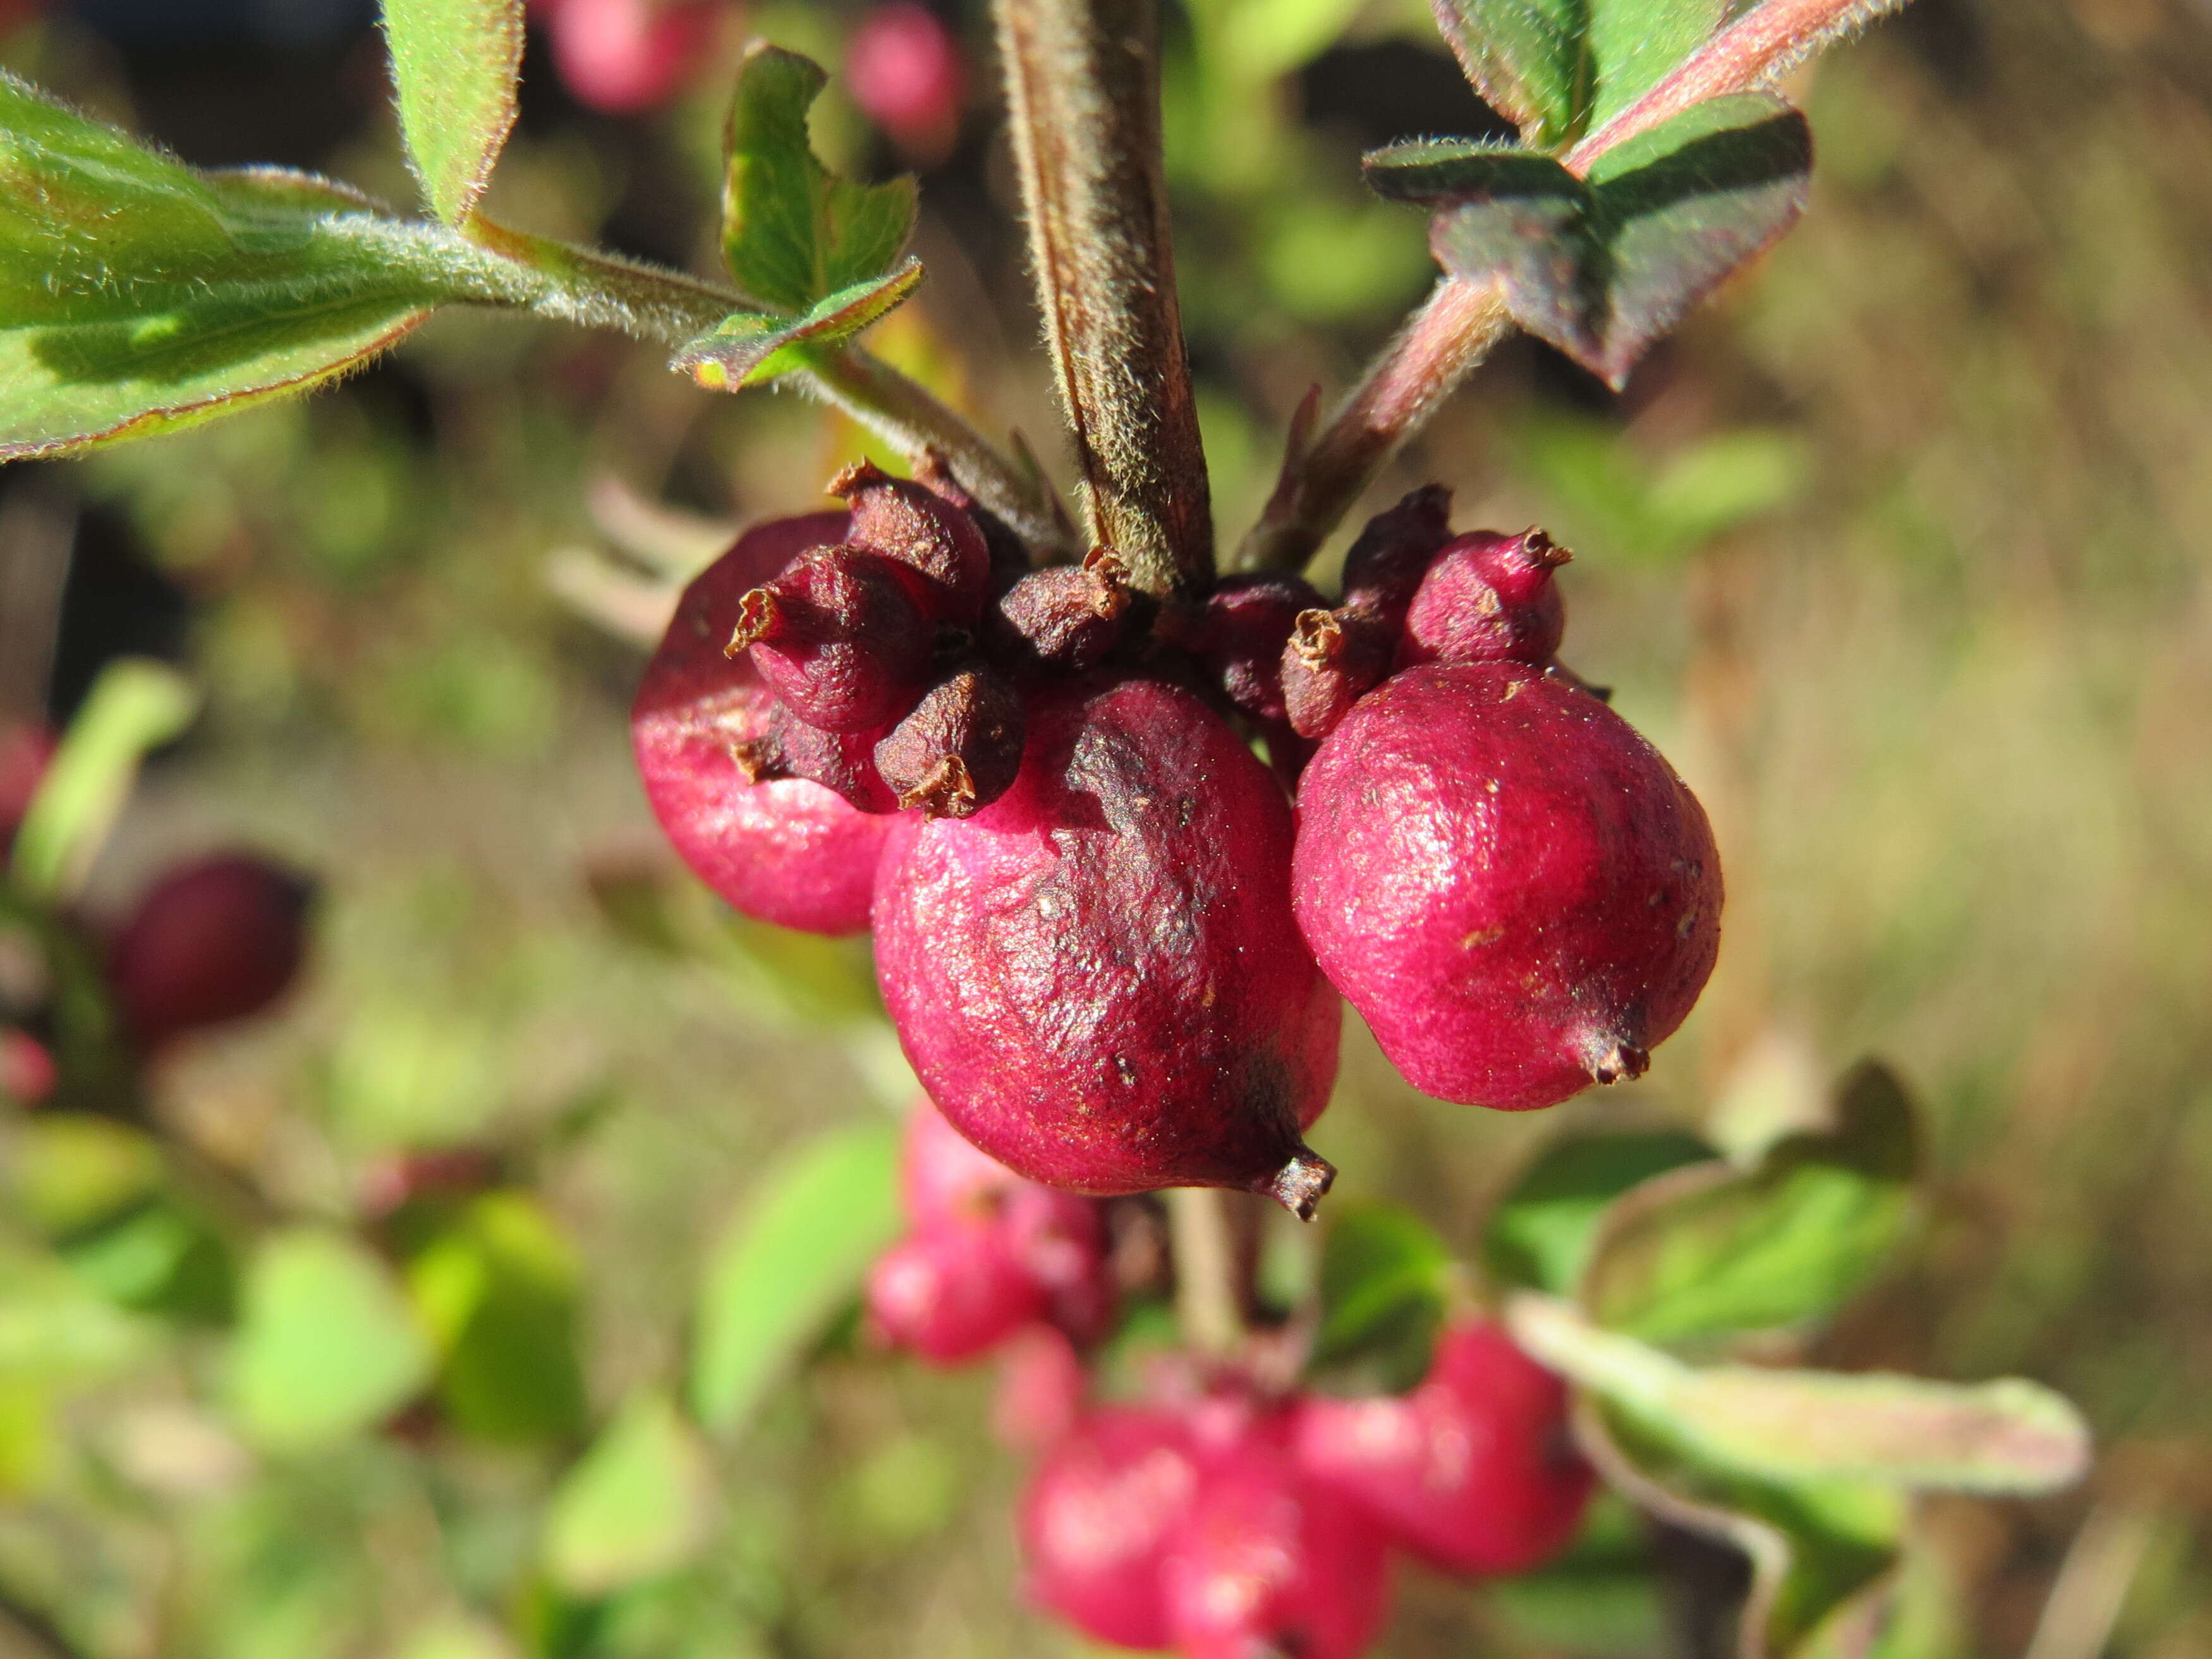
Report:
108,853,314,1053
1020,1405,1198,1650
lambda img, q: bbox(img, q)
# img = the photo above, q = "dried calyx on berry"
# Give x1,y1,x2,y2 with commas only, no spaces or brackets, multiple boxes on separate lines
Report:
983,547,1131,678
873,663,1026,817
1280,605,1394,741
830,458,994,623
724,544,934,731
1397,527,1571,669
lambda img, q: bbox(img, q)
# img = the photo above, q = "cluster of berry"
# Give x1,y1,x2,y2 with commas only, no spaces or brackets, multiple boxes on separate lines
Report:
631,465,1720,1215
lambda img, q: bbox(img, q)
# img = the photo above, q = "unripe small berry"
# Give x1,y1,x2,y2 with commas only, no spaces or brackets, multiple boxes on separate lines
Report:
865,1222,1046,1364
1194,573,1323,726
1339,483,1454,628
872,663,1026,817
1397,528,1570,669
727,545,934,732
537,0,713,113
0,1028,56,1105
109,853,313,1052
982,548,1130,678
1020,1406,1199,1650
1293,1320,1593,1577
1281,607,1394,741
758,705,901,815
830,460,994,624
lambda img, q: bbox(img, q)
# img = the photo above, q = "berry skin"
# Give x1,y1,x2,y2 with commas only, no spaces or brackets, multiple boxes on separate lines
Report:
109,854,313,1052
983,549,1131,679
1281,607,1394,741
1292,662,1721,1109
1339,483,1455,629
872,663,1026,817
1293,1320,1593,1577
534,0,714,113
762,705,902,815
993,1325,1087,1452
1397,529,1570,670
873,676,1342,1214
865,1222,1047,1364
630,513,897,937
1020,1406,1200,1650
1160,1430,1393,1659
0,1028,57,1106
1193,573,1322,727
727,545,933,732
846,1,966,164
901,1089,1026,1225
830,461,994,624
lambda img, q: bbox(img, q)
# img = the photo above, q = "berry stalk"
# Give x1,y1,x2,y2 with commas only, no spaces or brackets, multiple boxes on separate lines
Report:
994,0,1214,599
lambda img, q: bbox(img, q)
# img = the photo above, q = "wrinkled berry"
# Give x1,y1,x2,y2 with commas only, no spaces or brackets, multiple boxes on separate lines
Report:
831,460,994,624
109,853,313,1052
1294,1320,1592,1577
631,513,896,936
762,705,901,815
1160,1431,1392,1659
873,676,1341,1214
1194,573,1322,726
1281,607,1394,741
1340,483,1454,628
872,663,1026,817
1292,662,1721,1109
727,544,933,732
1397,528,1570,669
983,549,1130,678
866,1222,1047,1363
1021,1406,1198,1649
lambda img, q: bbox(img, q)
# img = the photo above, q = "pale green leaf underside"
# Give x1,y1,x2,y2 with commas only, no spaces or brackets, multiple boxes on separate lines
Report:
674,260,923,389
1430,0,1725,150
542,1392,712,1596
382,0,525,226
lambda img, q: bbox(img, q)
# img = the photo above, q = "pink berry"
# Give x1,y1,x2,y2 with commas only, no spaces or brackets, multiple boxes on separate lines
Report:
630,513,896,936
872,663,1026,817
865,1222,1045,1364
1193,573,1322,727
1292,662,1721,1109
726,545,933,732
1000,1183,1117,1346
0,1028,56,1105
846,1,966,163
983,549,1131,679
1281,607,1393,741
1397,529,1570,669
994,1325,1087,1452
900,1090,1024,1224
1293,1320,1593,1577
1020,1406,1199,1649
872,676,1341,1213
1160,1430,1392,1659
109,854,313,1052
542,0,714,114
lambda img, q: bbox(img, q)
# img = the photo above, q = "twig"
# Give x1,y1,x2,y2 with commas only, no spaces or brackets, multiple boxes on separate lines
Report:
2023,1504,2158,1659
994,0,1214,597
1166,1188,1245,1357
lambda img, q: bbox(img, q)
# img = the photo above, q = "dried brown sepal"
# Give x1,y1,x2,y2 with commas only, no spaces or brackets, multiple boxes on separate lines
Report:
874,664,1027,818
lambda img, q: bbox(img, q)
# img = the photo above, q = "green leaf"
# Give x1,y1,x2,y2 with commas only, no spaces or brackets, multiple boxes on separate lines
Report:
380,0,524,226
228,1229,433,1452
404,1189,589,1444
0,75,528,461
1581,1062,1921,1346
1312,1200,1456,1389
1370,94,1812,388
689,1121,902,1436
0,1243,158,1383
9,659,196,900
720,44,918,313
58,1196,236,1321
1428,0,1725,150
674,260,924,390
1484,1130,1716,1295
542,1391,712,1596
8,1112,164,1237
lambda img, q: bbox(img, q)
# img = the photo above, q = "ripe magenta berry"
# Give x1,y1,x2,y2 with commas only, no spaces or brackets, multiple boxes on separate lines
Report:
1020,1405,1198,1649
1397,529,1570,669
983,549,1131,678
1281,607,1394,741
1292,662,1721,1109
872,663,1026,817
1293,1320,1593,1577
1339,483,1454,628
631,513,897,936
109,853,313,1052
994,1325,1087,1452
846,1,966,163
866,1221,1047,1363
726,545,933,732
831,460,994,624
1160,1431,1392,1659
534,0,713,113
999,1182,1117,1346
1193,572,1323,726
901,1090,1023,1224
873,676,1342,1214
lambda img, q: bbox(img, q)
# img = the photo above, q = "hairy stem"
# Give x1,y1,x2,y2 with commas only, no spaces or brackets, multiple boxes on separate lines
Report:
1167,1187,1246,1356
463,220,1075,554
1241,0,1907,572
995,0,1213,599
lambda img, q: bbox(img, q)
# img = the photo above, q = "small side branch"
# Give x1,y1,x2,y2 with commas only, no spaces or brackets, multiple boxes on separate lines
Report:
995,0,1213,598
1167,1187,1246,1356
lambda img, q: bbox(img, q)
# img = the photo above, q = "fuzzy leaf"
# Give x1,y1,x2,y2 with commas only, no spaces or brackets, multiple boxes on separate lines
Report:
1483,1130,1716,1296
689,1121,902,1436
673,260,923,389
1373,94,1811,387
542,1392,712,1596
380,0,524,225
1429,0,1725,150
0,74,525,461
721,44,918,313
1581,1062,1919,1345
1313,1201,1455,1387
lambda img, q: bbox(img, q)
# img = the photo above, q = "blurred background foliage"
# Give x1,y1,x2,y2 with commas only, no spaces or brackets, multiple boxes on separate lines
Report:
0,0,2209,1655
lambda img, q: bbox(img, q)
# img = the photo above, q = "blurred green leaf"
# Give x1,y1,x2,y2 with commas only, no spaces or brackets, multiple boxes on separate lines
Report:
381,0,524,226
1646,428,1814,548
1372,95,1811,388
673,260,923,390
1582,1063,1921,1345
8,1112,164,1236
542,1392,712,1596
0,1244,157,1382
720,44,918,313
1313,1200,1455,1388
1217,0,1372,81
1511,1296,2091,1495
228,1229,432,1452
404,1189,589,1443
58,1195,236,1321
1483,1130,1715,1295
9,659,197,899
690,1121,901,1436
1427,0,1725,150
1486,1492,1669,1659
